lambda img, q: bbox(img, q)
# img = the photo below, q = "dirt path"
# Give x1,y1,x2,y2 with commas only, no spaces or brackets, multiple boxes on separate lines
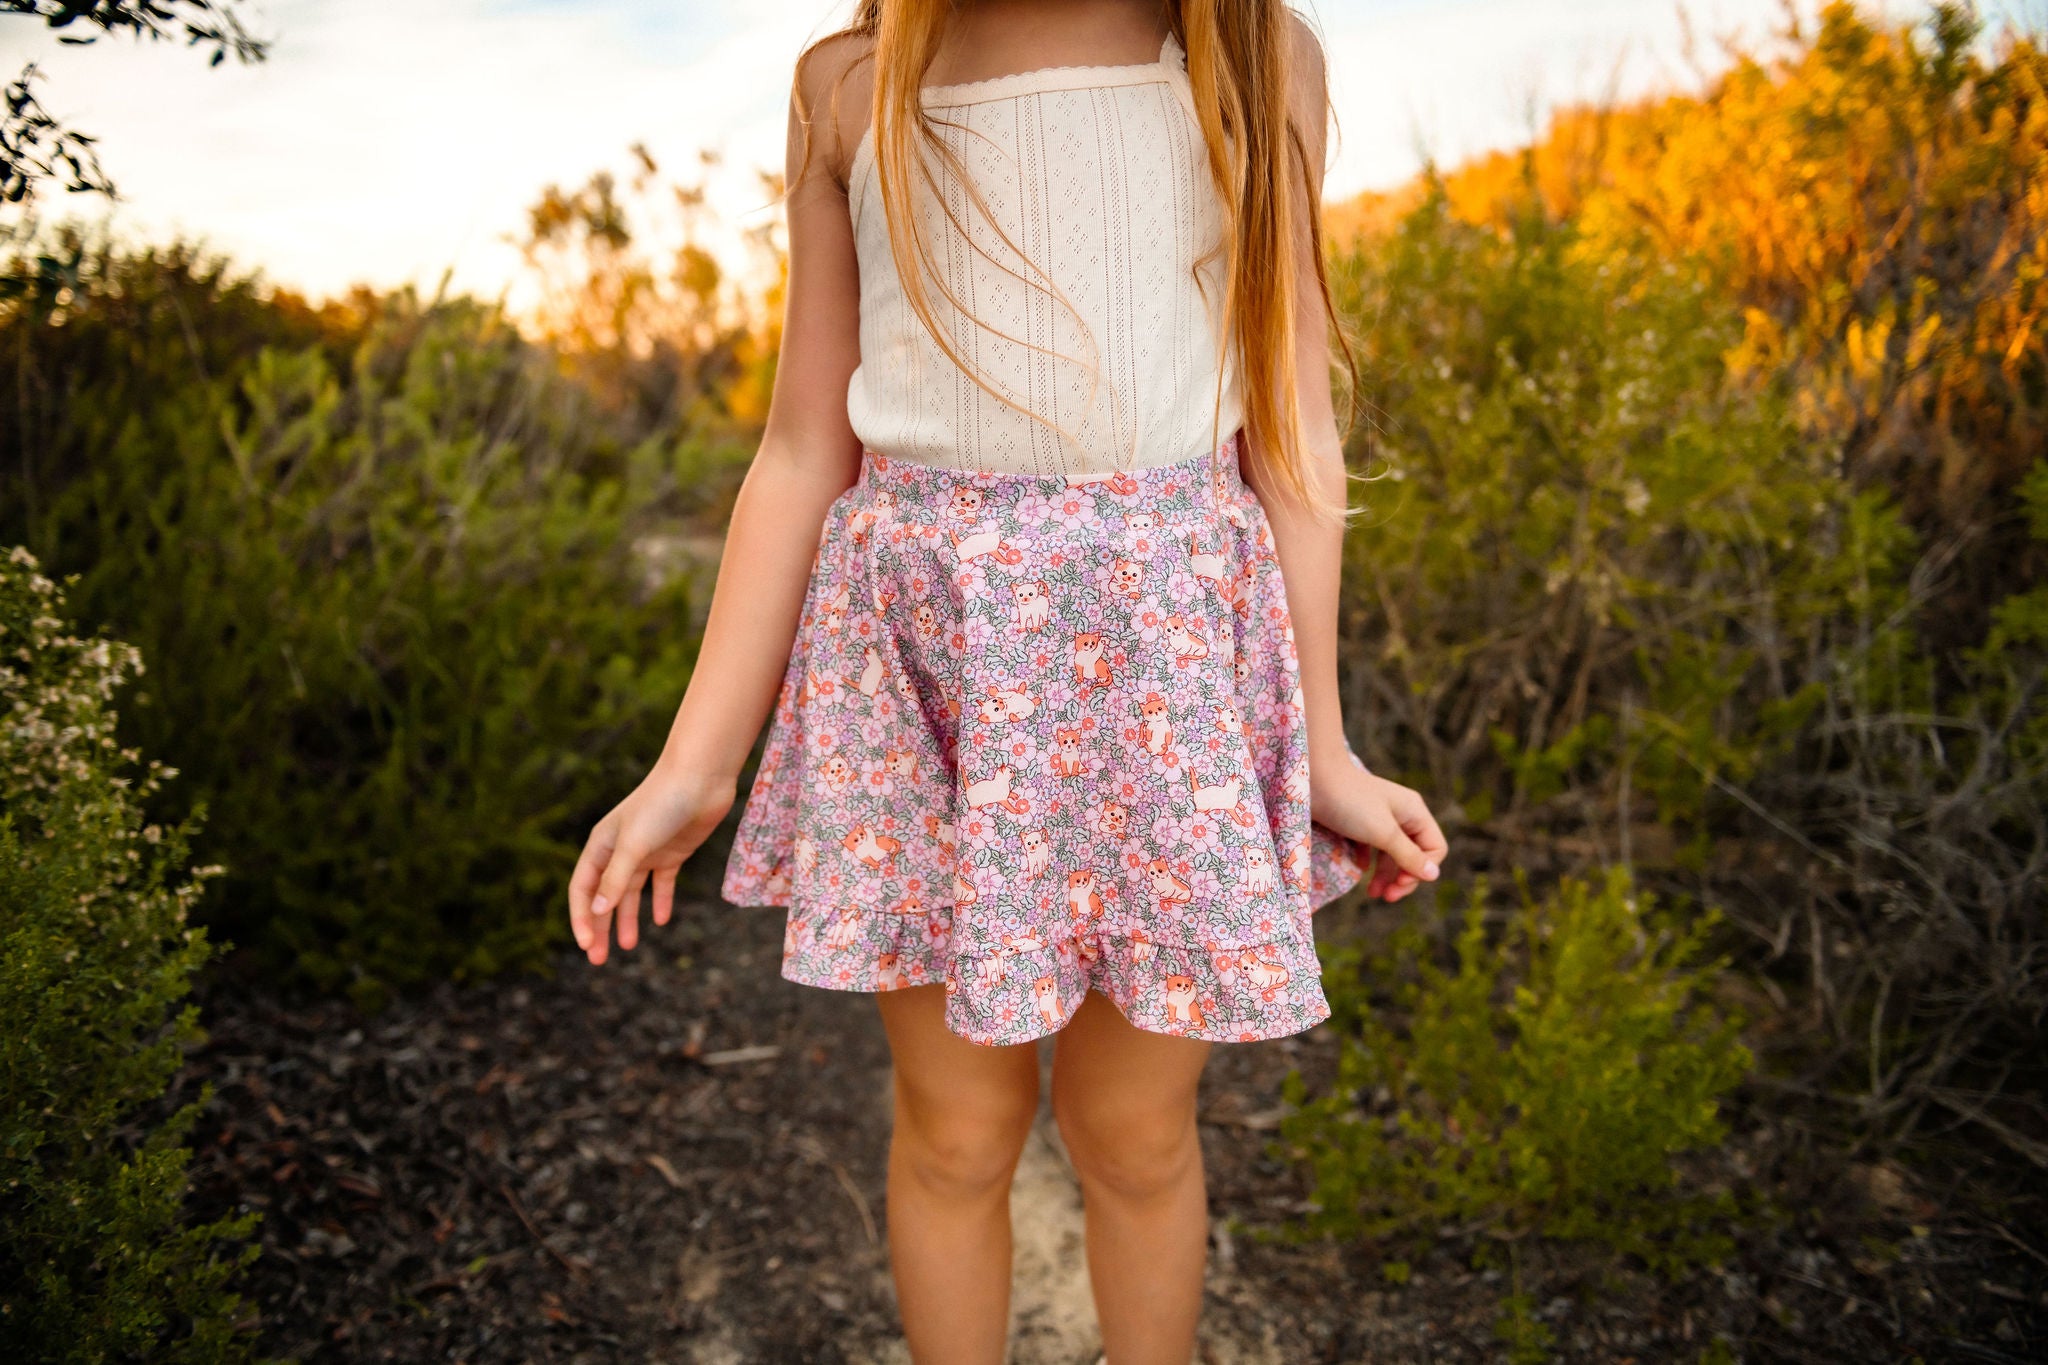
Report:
171,889,2044,1362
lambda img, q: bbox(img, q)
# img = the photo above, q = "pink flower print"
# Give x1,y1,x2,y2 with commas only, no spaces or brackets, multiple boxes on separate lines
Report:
962,615,997,654
1164,567,1200,602
1015,491,1058,527
853,614,877,642
857,757,895,797
999,1003,1018,1025
1133,596,1171,645
1032,647,1053,671
1150,813,1182,847
1187,866,1224,900
857,715,889,747
1046,550,1066,569
1003,731,1045,776
1052,489,1099,531
1182,816,1223,855
948,630,968,653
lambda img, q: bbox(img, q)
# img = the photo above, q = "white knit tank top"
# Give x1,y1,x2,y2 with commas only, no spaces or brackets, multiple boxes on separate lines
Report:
845,31,1244,477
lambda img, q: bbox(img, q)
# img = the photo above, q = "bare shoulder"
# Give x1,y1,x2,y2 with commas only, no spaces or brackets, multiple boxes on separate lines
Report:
1280,9,1329,117
792,28,878,192
1279,8,1330,163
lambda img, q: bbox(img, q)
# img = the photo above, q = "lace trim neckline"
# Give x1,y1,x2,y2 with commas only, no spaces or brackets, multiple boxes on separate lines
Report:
916,30,1185,106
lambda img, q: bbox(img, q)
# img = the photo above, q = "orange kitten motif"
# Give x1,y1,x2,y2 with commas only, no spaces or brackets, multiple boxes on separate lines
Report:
1065,869,1106,924
1165,615,1210,664
1139,692,1175,757
1162,975,1205,1029
1109,557,1144,598
842,825,902,870
1237,946,1292,1001
1049,727,1086,777
1072,631,1111,696
1146,857,1194,905
1033,976,1063,1031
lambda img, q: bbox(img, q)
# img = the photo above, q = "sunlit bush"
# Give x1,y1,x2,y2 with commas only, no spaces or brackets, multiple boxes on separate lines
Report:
1329,189,1881,855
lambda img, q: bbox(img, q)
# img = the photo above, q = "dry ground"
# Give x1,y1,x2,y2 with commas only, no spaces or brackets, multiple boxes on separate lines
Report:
172,890,2046,1363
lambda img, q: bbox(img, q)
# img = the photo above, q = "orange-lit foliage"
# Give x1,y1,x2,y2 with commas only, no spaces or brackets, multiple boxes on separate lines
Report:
514,143,783,435
1373,4,2043,580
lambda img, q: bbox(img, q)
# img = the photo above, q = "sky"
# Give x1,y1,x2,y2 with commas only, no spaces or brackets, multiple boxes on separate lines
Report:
2,0,2037,314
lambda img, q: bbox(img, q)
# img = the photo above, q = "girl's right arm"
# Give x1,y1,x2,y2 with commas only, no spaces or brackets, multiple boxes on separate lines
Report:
568,34,873,965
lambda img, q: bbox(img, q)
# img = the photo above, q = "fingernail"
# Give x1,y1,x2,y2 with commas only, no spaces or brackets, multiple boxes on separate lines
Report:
1423,860,1439,878
592,895,610,916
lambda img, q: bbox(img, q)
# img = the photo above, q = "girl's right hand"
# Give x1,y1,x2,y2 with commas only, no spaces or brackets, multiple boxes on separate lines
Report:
567,767,736,966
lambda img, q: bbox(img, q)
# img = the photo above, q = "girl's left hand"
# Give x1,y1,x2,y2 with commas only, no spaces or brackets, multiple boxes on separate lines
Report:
1309,752,1448,902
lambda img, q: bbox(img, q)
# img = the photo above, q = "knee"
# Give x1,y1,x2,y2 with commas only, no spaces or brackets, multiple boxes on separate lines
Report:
893,1083,1037,1201
1051,1089,1202,1203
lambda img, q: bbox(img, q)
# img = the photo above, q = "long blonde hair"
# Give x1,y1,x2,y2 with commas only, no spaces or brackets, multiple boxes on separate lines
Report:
797,1,1358,524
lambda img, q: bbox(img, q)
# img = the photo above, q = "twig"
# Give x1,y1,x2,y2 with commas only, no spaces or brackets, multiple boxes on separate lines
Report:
499,1182,584,1278
1926,1090,2048,1170
831,1159,880,1248
1983,1219,2048,1271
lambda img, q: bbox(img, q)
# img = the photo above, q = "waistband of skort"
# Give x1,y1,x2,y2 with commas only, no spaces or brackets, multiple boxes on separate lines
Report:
852,431,1254,522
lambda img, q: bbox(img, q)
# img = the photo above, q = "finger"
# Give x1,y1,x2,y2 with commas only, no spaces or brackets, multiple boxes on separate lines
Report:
1364,847,1396,900
587,852,639,968
1376,825,1438,883
567,827,616,953
1394,791,1449,870
591,838,646,925
651,867,677,928
617,872,647,952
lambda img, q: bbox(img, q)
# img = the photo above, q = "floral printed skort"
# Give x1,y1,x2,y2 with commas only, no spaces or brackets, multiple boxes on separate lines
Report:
721,433,1372,1046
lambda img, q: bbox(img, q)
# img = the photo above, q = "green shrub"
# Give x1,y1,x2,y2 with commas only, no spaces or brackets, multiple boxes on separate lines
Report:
0,546,257,1362
1276,866,1759,1283
1,239,714,1003
1328,189,1896,854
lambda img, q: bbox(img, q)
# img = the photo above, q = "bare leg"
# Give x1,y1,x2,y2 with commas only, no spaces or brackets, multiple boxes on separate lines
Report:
875,982,1041,1364
1050,989,1213,1365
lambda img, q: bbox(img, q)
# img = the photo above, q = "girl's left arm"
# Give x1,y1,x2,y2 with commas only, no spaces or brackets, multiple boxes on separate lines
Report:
1246,14,1446,901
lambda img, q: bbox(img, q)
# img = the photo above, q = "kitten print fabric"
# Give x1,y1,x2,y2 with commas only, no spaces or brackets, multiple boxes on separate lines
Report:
721,432,1373,1047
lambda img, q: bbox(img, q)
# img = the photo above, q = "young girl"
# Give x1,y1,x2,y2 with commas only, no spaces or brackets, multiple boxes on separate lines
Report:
568,1,1447,1359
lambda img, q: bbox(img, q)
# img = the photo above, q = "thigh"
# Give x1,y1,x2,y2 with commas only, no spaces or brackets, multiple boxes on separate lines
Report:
1048,989,1211,1135
877,983,1042,1133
